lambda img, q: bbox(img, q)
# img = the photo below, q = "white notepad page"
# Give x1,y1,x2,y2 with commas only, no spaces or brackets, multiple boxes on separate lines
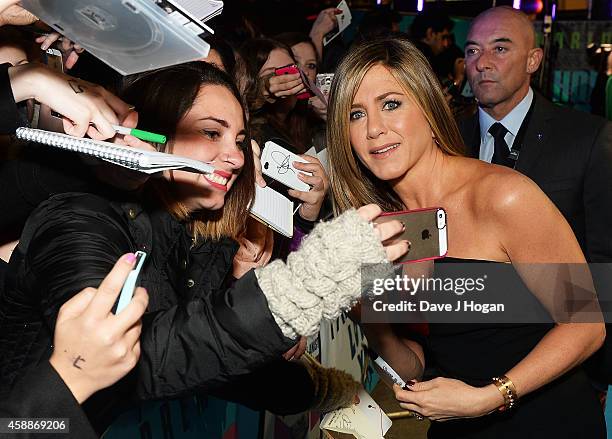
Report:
249,185,293,238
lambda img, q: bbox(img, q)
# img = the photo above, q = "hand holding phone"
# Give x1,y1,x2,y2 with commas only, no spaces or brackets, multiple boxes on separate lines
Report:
277,65,327,103
322,0,352,46
367,348,423,420
261,140,312,192
374,208,448,264
49,253,149,403
44,48,64,73
270,64,314,99
38,48,66,132
367,347,407,388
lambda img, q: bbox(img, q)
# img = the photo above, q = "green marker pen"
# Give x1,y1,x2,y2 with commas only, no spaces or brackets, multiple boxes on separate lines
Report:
113,125,166,144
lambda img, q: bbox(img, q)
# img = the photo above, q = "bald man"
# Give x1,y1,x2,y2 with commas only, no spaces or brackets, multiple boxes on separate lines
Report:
458,6,612,382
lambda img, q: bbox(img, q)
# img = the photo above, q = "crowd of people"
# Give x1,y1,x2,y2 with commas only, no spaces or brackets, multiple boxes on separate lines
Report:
0,0,610,438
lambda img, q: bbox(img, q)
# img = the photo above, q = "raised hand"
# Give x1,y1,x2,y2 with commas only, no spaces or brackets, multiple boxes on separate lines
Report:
49,254,149,403
287,154,329,221
36,33,85,70
9,63,134,139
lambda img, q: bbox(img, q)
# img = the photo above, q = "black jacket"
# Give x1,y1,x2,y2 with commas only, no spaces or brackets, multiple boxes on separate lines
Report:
0,63,94,231
0,192,299,432
0,64,97,438
458,93,612,263
458,93,612,382
0,63,18,135
0,362,97,439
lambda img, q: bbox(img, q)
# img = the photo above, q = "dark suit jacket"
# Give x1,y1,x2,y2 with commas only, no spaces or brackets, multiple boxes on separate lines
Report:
458,93,612,263
459,94,612,382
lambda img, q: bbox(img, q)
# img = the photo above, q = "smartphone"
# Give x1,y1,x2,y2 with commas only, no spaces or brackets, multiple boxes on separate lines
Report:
274,64,311,100
374,207,448,264
261,139,312,192
38,48,66,131
322,0,351,46
366,347,407,388
367,348,424,420
315,73,334,99
112,251,147,314
44,48,64,73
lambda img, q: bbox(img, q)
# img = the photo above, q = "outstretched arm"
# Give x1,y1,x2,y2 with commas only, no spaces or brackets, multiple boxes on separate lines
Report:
394,174,605,420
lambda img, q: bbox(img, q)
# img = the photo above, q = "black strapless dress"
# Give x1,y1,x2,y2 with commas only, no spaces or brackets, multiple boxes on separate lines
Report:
425,258,605,439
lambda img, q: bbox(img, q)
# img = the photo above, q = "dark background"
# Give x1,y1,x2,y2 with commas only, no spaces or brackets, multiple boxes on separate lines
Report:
210,0,611,37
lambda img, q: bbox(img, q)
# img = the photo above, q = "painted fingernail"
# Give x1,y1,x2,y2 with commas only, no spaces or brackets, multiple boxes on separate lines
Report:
125,253,136,264
404,380,416,388
41,43,49,50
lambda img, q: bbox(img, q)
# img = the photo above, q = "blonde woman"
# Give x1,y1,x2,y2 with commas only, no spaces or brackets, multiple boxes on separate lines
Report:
327,37,605,438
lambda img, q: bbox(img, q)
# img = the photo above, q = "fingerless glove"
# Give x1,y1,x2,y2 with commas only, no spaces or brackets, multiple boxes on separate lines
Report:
255,209,386,338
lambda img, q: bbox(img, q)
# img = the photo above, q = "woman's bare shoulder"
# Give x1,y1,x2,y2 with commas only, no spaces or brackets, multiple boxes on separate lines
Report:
453,157,547,217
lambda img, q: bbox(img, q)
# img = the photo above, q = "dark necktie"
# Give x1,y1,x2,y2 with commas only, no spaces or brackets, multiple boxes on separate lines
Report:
488,122,513,168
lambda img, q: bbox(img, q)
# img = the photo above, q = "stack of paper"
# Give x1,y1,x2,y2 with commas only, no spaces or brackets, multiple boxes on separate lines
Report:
167,0,223,22
164,0,223,35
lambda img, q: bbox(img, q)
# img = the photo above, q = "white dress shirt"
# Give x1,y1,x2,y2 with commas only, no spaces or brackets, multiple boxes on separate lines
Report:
478,88,534,163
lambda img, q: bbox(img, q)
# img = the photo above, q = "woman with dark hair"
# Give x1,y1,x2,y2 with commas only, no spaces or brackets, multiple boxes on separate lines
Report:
0,61,408,433
201,35,237,77
327,37,606,438
241,38,325,153
275,32,318,83
275,32,328,121
240,38,330,260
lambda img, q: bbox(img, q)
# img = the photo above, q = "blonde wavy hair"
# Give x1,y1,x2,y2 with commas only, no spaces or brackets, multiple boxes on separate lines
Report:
327,36,465,215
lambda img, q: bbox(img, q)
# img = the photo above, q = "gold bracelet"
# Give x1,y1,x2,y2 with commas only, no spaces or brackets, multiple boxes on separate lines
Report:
491,375,518,411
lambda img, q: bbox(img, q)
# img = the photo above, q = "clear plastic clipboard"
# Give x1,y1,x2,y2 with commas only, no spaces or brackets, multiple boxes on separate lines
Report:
21,0,211,75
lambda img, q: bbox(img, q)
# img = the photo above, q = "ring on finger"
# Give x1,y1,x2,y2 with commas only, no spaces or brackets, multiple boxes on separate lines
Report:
406,410,425,421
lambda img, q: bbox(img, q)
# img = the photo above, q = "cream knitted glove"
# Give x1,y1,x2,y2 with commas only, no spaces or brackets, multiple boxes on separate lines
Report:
255,209,386,339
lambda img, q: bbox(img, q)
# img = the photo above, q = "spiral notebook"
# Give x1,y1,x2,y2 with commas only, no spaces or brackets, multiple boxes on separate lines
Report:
15,127,215,175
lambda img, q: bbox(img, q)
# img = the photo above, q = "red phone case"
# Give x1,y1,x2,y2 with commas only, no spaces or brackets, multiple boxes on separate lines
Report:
274,64,299,76
274,64,312,100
